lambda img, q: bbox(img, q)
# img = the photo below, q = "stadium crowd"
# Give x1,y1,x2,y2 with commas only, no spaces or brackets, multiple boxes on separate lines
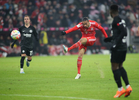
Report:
0,0,139,56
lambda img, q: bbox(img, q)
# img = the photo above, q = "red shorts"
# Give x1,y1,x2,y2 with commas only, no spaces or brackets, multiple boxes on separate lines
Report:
79,37,96,52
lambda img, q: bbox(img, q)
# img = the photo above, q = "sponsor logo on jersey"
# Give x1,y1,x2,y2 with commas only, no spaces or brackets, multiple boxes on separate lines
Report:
90,22,95,25
23,34,31,37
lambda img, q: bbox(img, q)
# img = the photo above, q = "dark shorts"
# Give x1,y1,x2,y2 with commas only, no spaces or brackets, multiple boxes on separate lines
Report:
21,46,33,56
111,51,127,63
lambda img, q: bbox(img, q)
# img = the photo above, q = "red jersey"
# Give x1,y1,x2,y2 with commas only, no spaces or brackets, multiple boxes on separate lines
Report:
65,20,108,38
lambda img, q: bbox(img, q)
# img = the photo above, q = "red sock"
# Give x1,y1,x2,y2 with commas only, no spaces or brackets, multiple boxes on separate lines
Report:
68,41,82,51
77,57,82,74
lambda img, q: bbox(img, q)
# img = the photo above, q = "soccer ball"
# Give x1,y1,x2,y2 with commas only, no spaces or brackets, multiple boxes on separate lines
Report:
11,30,21,40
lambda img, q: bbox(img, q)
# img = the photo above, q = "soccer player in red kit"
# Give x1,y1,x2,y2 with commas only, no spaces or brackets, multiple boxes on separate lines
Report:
61,17,108,79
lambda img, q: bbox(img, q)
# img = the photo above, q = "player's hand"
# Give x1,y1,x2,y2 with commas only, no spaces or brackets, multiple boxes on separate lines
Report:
110,45,117,51
61,31,66,35
11,43,14,48
104,37,112,42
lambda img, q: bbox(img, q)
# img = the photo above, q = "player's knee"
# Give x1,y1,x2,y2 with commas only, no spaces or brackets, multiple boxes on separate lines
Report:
20,56,25,63
80,38,87,44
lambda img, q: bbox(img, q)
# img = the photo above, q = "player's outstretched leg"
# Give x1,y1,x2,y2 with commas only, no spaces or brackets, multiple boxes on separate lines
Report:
20,56,25,73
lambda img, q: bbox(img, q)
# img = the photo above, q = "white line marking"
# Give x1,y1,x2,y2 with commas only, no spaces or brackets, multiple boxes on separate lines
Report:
0,94,102,100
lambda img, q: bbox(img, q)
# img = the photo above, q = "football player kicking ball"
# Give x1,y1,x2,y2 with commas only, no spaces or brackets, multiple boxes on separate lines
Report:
11,15,38,73
61,17,108,79
104,5,132,98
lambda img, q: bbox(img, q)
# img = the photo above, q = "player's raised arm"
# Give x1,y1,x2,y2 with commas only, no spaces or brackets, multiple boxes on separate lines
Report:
61,24,81,35
95,22,108,38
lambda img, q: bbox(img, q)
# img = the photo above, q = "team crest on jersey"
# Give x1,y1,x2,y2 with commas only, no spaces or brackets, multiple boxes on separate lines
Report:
77,24,81,28
91,28,93,30
29,30,33,33
22,50,25,53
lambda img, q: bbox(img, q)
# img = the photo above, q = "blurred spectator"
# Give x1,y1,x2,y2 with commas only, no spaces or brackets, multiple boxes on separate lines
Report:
39,28,49,55
8,5,15,16
68,4,78,23
131,23,139,37
62,35,69,46
5,36,11,46
0,15,4,29
2,5,9,17
27,2,34,16
49,33,58,45
82,4,89,17
55,20,61,27
89,5,99,20
73,34,80,43
17,21,23,28
46,16,55,27
0,36,5,46
31,8,39,25
3,15,10,28
8,18,13,29
12,16,17,27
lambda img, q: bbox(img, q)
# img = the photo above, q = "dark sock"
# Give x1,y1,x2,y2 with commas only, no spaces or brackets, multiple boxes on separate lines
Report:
28,59,32,62
113,69,122,88
20,57,25,68
119,67,129,85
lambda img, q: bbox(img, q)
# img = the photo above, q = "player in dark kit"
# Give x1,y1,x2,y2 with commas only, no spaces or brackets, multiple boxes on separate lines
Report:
104,5,132,98
11,15,38,73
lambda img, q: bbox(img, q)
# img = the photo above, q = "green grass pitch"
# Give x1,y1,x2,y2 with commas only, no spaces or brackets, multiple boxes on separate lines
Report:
0,54,139,100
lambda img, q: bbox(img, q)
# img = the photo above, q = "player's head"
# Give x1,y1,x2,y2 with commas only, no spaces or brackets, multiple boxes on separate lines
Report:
24,15,30,25
82,17,90,28
110,5,118,18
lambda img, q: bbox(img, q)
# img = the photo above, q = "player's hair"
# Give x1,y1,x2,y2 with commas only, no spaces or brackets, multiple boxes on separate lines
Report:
110,5,118,14
24,15,30,19
82,17,89,21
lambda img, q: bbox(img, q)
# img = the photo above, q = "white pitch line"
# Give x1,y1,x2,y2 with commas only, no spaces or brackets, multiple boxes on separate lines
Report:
0,94,102,100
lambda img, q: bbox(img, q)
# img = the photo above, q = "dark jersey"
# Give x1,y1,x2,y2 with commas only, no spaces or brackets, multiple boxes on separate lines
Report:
111,16,127,51
19,25,38,48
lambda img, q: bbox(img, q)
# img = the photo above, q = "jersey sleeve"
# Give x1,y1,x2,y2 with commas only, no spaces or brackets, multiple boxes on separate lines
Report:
33,27,39,41
113,17,127,45
94,22,108,38
65,23,82,34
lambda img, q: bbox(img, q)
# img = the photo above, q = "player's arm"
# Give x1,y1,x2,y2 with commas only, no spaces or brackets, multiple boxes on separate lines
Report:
33,27,39,41
114,19,127,46
95,22,108,38
61,24,81,35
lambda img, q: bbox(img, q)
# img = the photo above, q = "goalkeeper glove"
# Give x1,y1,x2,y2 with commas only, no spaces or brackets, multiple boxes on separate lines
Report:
61,31,66,35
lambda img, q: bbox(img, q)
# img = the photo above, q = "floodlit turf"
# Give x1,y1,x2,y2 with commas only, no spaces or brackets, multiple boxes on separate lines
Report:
0,54,139,100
